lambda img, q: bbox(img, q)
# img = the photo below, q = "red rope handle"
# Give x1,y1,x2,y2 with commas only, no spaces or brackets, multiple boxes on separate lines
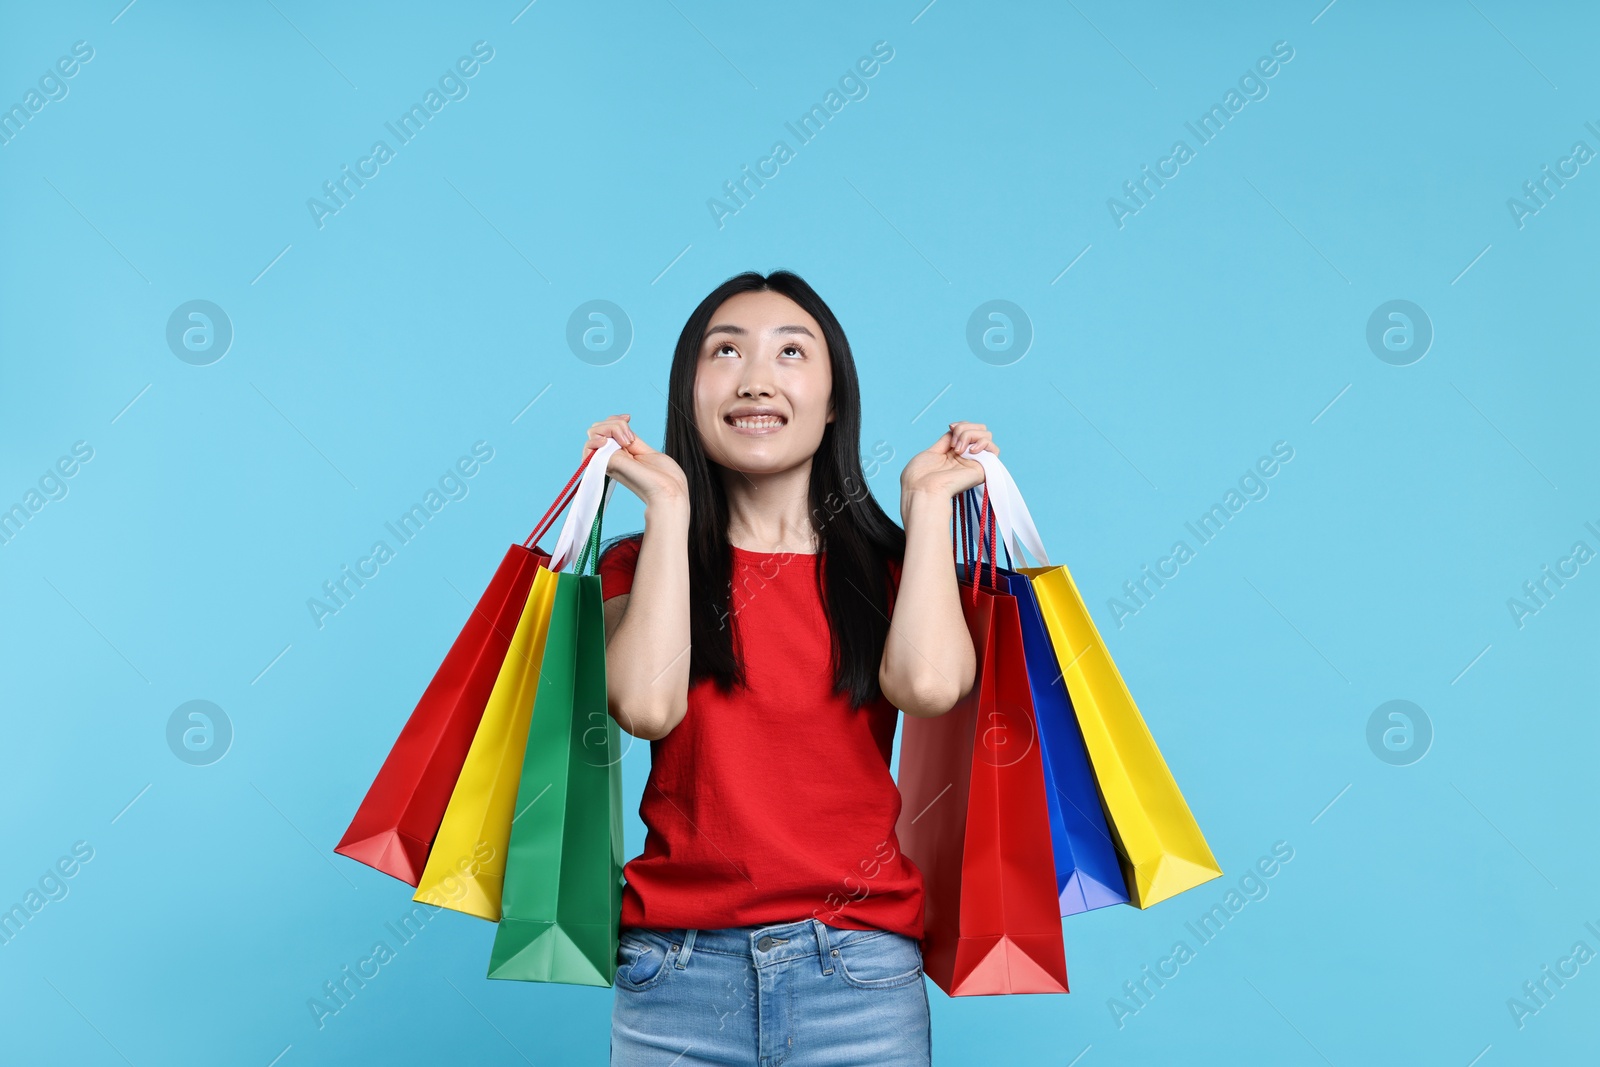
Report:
972,489,985,598
952,485,995,603
522,456,589,548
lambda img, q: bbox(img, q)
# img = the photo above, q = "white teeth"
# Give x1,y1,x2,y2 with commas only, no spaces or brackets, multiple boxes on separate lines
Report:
731,416,783,428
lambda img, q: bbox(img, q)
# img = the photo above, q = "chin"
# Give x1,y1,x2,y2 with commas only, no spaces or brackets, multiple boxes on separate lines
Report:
708,436,818,476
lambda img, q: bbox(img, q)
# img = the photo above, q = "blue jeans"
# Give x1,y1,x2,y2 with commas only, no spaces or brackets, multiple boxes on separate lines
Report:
610,917,932,1066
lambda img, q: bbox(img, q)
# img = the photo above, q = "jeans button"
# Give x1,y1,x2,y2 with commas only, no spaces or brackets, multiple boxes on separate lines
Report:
756,935,775,951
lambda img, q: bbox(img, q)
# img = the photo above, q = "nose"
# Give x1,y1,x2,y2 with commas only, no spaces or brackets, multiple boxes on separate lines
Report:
737,362,774,400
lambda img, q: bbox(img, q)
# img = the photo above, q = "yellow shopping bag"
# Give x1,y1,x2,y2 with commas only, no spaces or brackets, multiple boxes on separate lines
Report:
413,565,560,919
1021,563,1221,908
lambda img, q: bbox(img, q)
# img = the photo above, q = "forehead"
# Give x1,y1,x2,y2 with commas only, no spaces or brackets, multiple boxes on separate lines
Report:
702,290,824,343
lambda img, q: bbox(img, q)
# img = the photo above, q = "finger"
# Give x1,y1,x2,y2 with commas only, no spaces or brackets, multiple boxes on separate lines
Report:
600,419,635,445
587,426,632,452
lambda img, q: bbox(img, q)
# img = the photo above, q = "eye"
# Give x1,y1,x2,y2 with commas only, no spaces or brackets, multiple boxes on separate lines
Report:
711,342,739,358
779,344,805,359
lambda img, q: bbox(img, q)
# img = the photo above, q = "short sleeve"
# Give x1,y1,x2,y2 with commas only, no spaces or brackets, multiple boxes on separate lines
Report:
598,535,642,600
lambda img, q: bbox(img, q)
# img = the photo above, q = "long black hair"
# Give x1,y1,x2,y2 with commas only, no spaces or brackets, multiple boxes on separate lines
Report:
603,270,905,709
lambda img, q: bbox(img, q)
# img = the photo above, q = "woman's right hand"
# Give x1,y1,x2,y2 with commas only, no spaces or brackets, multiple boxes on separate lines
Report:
583,414,689,507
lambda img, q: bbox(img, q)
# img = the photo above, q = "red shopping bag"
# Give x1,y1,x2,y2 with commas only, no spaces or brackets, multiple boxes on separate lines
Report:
894,489,1068,996
334,462,587,885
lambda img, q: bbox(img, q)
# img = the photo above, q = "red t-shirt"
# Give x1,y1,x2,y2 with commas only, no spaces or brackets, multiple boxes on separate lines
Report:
598,536,924,940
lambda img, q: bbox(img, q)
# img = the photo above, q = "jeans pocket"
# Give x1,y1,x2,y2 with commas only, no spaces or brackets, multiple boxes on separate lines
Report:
834,931,924,990
614,930,677,992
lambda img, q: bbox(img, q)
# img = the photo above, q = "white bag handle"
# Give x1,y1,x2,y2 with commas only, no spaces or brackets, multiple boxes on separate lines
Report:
967,447,1050,567
549,438,620,573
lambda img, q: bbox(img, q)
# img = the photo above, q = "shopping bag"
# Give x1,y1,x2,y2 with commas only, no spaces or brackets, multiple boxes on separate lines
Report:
488,440,625,987
413,564,561,919
334,459,589,886
999,566,1130,916
969,451,1222,909
894,489,1069,997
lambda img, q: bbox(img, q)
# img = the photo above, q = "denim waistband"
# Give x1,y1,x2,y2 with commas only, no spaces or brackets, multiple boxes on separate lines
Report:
625,917,890,971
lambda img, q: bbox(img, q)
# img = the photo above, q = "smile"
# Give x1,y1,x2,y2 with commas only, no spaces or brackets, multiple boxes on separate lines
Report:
726,414,786,434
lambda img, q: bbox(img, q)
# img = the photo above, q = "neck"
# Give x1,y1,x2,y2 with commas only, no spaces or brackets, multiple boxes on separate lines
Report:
719,459,817,553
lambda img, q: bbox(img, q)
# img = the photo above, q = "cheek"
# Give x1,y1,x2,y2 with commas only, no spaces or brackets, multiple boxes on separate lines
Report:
692,363,723,416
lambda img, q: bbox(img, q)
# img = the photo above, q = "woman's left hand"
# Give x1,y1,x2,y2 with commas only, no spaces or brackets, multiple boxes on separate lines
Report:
899,420,999,501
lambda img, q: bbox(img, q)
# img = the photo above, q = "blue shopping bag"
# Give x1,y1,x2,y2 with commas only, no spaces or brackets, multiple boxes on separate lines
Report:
1002,569,1130,915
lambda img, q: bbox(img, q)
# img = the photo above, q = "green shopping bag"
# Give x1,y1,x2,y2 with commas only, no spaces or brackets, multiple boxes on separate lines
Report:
487,440,625,986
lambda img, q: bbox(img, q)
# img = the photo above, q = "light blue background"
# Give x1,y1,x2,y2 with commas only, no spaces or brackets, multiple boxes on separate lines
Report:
2,1,1596,1064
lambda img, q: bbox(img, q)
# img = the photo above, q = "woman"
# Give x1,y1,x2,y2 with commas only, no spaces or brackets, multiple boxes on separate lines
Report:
590,270,999,1066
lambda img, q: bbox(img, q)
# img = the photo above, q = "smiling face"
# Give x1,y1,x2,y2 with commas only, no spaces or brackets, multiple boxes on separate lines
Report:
692,289,834,476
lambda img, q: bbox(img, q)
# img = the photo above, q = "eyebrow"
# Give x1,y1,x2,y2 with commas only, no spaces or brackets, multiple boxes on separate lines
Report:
704,323,816,339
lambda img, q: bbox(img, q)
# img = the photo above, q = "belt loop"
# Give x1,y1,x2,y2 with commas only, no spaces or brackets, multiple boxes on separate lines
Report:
812,919,834,975
674,928,697,969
